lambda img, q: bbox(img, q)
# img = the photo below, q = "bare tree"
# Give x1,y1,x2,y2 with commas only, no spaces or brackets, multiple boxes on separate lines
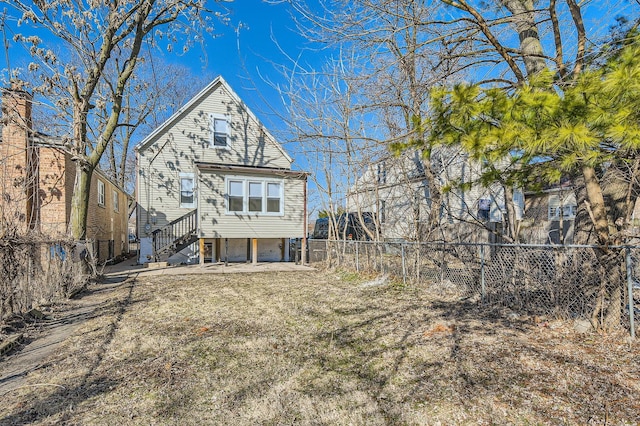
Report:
97,60,214,192
273,1,461,240
3,0,227,240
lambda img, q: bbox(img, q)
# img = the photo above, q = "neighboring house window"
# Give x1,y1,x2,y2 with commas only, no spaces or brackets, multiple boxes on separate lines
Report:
377,162,387,184
548,193,577,220
180,173,195,208
513,188,525,220
113,190,119,212
97,180,105,206
478,198,490,221
380,200,386,224
226,177,283,215
210,113,230,148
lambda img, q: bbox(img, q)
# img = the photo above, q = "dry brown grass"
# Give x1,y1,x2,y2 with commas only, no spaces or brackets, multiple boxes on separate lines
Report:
1,269,639,425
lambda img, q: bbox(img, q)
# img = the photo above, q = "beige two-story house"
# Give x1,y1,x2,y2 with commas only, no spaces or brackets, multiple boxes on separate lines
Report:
136,76,309,264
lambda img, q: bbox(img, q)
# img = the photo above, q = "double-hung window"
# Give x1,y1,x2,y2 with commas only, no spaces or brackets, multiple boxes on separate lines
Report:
97,180,105,206
113,190,119,212
179,173,195,208
548,193,576,220
228,180,244,212
266,182,281,213
210,113,230,148
249,182,263,212
226,178,283,215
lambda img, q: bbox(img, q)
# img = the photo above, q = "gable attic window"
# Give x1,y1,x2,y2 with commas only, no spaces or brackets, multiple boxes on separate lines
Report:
210,113,230,148
179,173,195,208
97,180,105,206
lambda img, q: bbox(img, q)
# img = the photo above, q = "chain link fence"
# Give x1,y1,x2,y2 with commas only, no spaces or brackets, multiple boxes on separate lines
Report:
308,240,638,337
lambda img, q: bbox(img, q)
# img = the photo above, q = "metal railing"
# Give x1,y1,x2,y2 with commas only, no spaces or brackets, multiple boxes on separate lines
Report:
308,240,638,338
151,210,198,260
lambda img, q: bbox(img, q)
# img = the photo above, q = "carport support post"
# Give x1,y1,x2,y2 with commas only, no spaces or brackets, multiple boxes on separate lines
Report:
252,238,258,265
225,238,228,266
625,247,636,339
199,238,205,266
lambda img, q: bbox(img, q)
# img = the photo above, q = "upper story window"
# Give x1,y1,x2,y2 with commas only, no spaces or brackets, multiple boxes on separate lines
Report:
97,180,105,206
113,190,119,212
226,177,283,215
210,113,230,148
180,173,195,208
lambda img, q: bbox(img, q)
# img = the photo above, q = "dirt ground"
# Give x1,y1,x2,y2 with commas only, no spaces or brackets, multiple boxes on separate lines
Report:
1,269,639,425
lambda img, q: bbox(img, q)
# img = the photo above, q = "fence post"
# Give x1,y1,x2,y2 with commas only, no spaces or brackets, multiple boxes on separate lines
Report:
480,244,486,304
440,242,446,286
416,243,420,283
401,243,406,286
625,247,636,339
355,241,359,272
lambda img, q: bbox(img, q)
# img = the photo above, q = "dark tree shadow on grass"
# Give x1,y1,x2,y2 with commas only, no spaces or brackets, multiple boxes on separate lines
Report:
0,277,140,424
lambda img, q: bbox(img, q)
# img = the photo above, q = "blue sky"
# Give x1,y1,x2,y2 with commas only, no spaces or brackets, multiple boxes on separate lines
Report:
0,1,314,147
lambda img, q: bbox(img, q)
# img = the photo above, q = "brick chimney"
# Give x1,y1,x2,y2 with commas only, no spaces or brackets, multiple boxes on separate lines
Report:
1,83,38,231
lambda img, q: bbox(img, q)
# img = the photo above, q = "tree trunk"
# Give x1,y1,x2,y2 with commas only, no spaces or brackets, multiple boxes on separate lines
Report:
591,248,624,333
503,185,518,242
68,162,93,241
500,0,546,78
580,165,625,332
583,166,609,245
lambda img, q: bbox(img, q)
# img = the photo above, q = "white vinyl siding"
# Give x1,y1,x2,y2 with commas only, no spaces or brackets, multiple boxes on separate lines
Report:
136,79,298,240
196,172,304,239
138,80,290,170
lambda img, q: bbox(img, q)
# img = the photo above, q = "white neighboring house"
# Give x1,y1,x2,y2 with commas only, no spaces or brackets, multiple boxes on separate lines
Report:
136,76,309,264
346,147,523,242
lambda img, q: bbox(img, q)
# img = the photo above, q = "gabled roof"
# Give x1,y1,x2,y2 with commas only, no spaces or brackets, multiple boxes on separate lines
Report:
134,75,293,163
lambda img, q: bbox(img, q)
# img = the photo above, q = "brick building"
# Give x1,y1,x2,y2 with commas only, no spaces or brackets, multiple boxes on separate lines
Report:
0,86,131,261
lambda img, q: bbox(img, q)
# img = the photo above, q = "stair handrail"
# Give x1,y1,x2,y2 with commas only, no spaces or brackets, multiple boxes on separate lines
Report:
152,209,198,260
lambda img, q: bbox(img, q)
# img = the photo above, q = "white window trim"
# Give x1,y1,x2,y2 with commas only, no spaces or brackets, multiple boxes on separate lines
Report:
179,172,196,209
209,113,230,149
113,190,119,212
97,180,105,207
225,176,284,216
548,193,577,221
